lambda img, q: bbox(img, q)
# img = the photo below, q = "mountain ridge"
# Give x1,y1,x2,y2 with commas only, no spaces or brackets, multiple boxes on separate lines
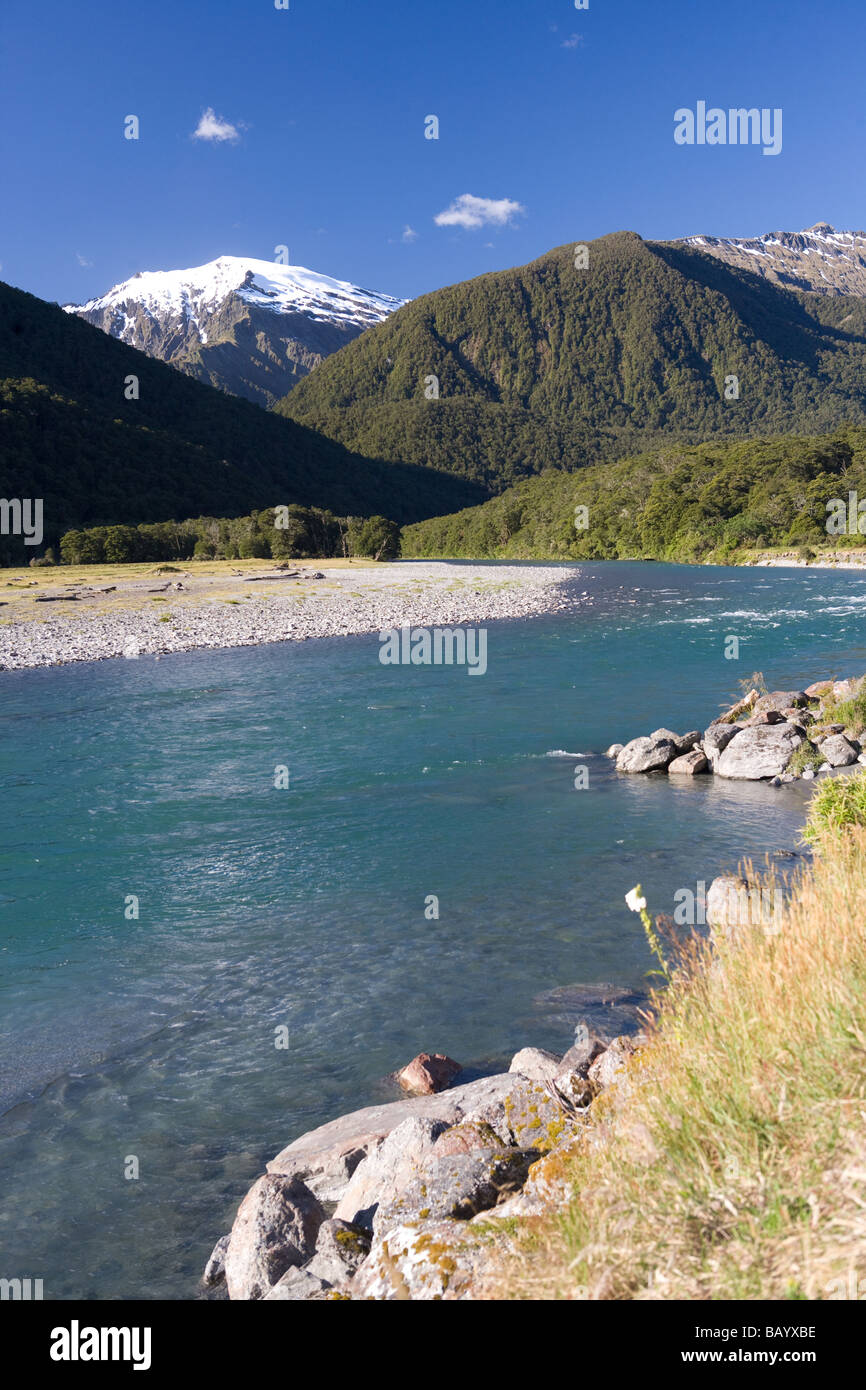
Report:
675,223,866,297
63,256,406,408
275,231,866,489
0,279,481,562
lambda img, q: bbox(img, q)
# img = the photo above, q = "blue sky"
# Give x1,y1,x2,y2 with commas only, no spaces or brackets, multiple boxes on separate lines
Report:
2,0,863,306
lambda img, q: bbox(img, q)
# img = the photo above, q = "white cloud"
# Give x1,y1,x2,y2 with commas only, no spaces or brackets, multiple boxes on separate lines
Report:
192,107,241,143
76,252,93,267
561,34,583,48
434,194,525,231
402,225,419,243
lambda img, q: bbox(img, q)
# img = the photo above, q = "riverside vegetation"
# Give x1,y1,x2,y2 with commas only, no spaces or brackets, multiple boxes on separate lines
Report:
401,426,866,564
487,770,866,1301
202,674,866,1301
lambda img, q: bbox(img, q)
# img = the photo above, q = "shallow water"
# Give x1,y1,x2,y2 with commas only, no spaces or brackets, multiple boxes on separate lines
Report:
1,560,864,1298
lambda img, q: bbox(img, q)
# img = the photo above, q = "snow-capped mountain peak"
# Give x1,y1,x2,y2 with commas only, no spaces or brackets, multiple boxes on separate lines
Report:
677,223,866,296
64,256,406,407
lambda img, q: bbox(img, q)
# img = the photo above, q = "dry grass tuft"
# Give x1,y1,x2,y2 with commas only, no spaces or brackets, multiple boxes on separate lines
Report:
488,823,866,1301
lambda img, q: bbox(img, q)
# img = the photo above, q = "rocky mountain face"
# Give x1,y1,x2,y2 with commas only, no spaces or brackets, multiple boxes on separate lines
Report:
64,257,405,407
677,223,866,297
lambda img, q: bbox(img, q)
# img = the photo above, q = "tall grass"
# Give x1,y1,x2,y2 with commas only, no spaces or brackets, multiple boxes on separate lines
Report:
491,804,866,1300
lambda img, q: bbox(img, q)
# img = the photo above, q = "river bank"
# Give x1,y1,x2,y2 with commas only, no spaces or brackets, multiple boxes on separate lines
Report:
0,560,576,670
204,671,866,1301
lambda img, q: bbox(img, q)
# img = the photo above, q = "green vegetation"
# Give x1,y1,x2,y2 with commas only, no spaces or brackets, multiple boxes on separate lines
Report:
822,684,866,738
57,507,400,565
278,233,866,490
803,768,866,845
401,426,866,561
0,281,482,564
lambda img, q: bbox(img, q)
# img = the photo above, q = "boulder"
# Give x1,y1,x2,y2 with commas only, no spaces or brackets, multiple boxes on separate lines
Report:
263,1268,334,1301
805,680,834,698
606,743,624,759
706,875,750,930
716,724,808,780
433,1121,504,1157
372,1146,538,1234
267,1072,524,1199
702,722,744,771
742,709,785,726
832,676,864,701
333,1116,449,1230
587,1036,636,1091
350,1219,493,1301
398,1052,462,1095
782,708,813,725
550,1069,594,1109
224,1174,325,1300
668,749,709,775
818,733,860,767
304,1218,371,1286
522,1130,585,1208
677,731,702,754
202,1234,230,1288
615,735,678,773
508,1046,562,1082
557,1033,606,1077
754,690,809,713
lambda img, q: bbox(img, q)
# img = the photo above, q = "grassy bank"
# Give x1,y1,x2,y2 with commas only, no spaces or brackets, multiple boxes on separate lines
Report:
494,775,866,1301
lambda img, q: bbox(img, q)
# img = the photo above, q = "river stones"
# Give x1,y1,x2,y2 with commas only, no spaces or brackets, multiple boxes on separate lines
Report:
615,734,678,773
668,749,709,774
715,724,809,780
701,721,744,771
224,1174,325,1300
818,733,860,766
753,690,809,714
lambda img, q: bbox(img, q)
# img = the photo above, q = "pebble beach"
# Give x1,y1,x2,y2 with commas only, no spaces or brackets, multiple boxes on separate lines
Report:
0,561,577,671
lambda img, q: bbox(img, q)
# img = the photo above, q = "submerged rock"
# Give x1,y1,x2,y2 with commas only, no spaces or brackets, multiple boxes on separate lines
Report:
398,1052,462,1095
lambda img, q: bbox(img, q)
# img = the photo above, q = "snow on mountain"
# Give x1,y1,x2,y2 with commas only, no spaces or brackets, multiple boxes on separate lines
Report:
63,256,406,407
677,223,866,297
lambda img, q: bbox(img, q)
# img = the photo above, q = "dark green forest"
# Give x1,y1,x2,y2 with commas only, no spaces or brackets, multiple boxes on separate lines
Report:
277,233,866,488
57,506,400,565
0,282,482,563
401,427,866,562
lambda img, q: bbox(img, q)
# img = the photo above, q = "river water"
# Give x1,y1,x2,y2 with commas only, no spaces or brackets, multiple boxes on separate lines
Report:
1,560,865,1298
